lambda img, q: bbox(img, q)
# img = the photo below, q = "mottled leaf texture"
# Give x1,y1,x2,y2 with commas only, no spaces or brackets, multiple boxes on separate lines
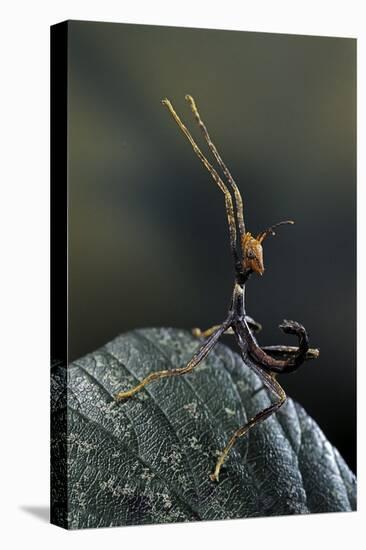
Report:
51,328,356,529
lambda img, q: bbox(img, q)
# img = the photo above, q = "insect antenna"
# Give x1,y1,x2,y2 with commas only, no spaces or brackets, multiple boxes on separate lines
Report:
162,97,240,268
185,94,246,237
256,220,295,243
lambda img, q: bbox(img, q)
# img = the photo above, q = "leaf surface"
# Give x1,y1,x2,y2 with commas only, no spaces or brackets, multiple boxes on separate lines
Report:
51,328,356,528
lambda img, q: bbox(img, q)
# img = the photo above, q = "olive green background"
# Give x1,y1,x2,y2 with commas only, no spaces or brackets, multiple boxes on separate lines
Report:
67,21,356,471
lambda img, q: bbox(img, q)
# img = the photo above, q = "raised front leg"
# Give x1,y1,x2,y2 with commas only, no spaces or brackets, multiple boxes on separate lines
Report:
242,318,318,374
261,345,319,362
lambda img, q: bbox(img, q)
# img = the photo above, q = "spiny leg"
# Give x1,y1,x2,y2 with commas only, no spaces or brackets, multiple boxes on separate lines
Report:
185,94,246,237
239,318,315,374
162,98,239,266
115,320,230,401
210,368,286,482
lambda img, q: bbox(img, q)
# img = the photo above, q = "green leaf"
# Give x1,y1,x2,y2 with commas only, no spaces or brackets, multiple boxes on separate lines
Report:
51,328,356,529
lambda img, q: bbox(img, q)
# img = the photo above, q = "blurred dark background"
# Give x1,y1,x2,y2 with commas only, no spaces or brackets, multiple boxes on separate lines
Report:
67,21,356,472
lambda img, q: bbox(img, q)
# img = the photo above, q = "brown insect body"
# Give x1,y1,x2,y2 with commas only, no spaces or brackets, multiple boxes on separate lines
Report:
115,96,319,482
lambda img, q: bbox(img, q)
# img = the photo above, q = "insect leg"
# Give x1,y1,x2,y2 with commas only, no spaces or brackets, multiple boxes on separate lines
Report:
162,98,239,267
261,345,319,362
210,368,286,482
115,320,231,401
192,314,261,338
239,318,316,374
192,325,234,338
245,315,262,333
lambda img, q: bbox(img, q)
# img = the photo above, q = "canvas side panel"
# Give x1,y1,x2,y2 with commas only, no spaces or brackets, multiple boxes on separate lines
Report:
50,21,69,530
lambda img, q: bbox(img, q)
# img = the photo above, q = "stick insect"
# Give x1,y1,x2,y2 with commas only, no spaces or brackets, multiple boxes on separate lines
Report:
115,95,319,482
